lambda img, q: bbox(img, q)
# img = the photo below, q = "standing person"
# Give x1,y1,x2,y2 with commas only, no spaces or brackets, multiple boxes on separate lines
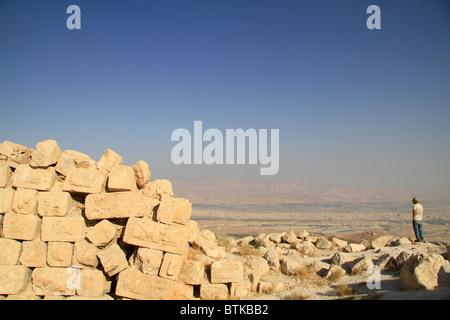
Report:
412,197,424,243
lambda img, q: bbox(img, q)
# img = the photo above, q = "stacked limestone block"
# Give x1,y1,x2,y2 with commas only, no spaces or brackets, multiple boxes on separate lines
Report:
0,140,245,300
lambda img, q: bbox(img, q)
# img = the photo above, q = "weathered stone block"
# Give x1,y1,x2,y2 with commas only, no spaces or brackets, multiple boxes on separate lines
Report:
0,265,32,295
344,243,366,253
210,260,244,284
0,186,14,213
55,150,96,177
159,253,184,281
86,219,117,247
2,212,41,241
141,179,173,199
172,283,194,300
85,191,148,220
72,240,98,268
0,141,33,167
350,256,373,275
12,188,39,214
123,217,189,255
97,149,123,172
400,253,442,290
77,269,110,297
19,241,48,268
37,191,71,217
131,247,163,276
29,140,62,168
47,242,74,267
12,164,56,191
174,198,192,225
132,160,151,189
0,238,22,265
97,244,129,276
32,267,75,296
156,194,177,225
230,281,251,298
0,163,12,188
179,260,205,285
108,165,137,191
116,267,176,300
331,237,348,249
62,167,108,194
41,217,86,242
200,283,229,300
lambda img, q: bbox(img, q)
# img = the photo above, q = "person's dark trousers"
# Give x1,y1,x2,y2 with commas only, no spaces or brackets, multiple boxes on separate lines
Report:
413,220,424,240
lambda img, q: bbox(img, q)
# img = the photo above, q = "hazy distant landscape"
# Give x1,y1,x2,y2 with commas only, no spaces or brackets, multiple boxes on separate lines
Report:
172,178,450,242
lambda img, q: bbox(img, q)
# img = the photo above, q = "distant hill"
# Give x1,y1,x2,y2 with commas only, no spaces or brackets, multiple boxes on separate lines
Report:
170,177,450,208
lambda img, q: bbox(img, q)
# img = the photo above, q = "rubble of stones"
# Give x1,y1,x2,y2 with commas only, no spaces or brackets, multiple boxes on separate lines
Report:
0,140,449,300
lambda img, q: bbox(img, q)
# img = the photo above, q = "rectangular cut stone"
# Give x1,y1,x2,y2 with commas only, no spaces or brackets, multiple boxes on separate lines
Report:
12,164,56,191
107,165,137,191
131,247,164,276
211,260,245,284
41,217,86,242
19,241,48,267
0,186,15,213
62,167,108,194
32,267,75,296
0,265,32,295
77,269,110,297
47,242,74,267
174,198,192,225
123,218,189,255
37,191,71,217
0,163,12,187
85,191,148,220
54,150,96,177
116,267,176,300
97,244,129,276
159,253,184,281
2,212,41,241
156,194,177,225
179,260,205,285
12,188,39,214
0,238,22,265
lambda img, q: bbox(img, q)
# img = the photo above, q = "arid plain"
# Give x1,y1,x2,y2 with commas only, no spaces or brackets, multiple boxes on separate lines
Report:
172,178,450,243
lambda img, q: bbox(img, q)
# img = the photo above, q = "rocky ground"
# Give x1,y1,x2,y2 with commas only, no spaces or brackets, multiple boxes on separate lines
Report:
206,230,450,300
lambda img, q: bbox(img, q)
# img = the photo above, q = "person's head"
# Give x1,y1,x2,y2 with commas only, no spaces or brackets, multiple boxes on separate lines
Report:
412,197,419,204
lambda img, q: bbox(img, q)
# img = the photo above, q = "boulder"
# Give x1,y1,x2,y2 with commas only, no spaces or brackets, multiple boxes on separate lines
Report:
400,253,442,290
315,237,332,250
263,248,280,272
97,149,123,172
132,160,151,189
344,243,365,253
350,256,373,275
30,140,62,168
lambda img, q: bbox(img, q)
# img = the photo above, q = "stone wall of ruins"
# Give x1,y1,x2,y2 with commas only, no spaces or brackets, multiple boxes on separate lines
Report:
0,139,243,300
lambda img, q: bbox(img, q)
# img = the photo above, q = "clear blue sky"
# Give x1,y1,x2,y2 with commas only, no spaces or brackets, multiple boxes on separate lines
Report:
1,0,449,190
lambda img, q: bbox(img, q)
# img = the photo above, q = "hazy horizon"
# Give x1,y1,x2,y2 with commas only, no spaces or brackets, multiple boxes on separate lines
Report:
1,0,449,191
